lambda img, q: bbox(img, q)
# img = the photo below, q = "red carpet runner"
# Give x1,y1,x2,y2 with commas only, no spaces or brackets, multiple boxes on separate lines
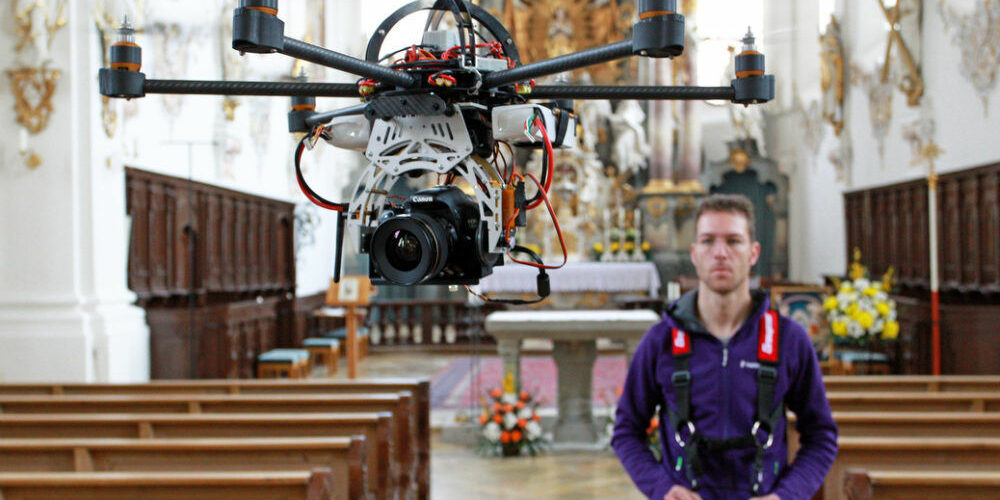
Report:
430,355,628,409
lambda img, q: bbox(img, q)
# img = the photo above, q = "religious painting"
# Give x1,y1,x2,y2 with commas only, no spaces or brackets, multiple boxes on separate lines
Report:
769,286,831,355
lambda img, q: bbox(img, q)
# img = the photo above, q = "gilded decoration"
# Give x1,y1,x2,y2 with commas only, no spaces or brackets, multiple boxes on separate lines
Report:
820,15,845,135
497,0,635,84
6,66,60,134
902,99,944,168
12,0,67,57
940,0,1000,113
851,63,894,158
877,0,923,106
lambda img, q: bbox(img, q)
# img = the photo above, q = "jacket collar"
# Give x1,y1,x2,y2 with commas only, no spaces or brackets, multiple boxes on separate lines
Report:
666,288,770,340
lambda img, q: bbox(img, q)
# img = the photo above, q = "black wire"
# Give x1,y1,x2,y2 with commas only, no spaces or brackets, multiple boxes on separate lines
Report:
475,245,549,305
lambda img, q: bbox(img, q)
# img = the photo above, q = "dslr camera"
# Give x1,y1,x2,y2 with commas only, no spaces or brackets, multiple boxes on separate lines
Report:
365,185,502,286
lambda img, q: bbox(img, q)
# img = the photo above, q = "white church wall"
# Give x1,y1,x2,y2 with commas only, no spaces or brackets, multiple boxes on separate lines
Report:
759,0,1000,284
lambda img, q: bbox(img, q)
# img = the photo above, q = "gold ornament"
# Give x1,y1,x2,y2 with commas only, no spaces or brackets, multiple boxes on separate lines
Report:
101,95,118,137
7,66,61,134
12,0,67,55
878,0,923,106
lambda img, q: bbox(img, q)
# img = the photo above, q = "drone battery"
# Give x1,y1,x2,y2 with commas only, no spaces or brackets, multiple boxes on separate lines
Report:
473,57,510,73
491,104,555,146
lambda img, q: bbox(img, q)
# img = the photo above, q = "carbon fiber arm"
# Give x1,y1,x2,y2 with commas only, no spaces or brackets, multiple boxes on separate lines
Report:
142,79,359,97
280,37,417,88
481,41,634,89
527,85,736,101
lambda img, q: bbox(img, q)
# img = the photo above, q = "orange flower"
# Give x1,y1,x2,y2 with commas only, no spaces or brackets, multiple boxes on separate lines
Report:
500,431,511,444
478,413,488,425
531,414,541,422
503,404,514,413
515,401,526,410
493,413,503,424
491,388,503,399
517,418,527,428
492,402,502,413
511,430,522,442
519,391,530,401
615,387,623,398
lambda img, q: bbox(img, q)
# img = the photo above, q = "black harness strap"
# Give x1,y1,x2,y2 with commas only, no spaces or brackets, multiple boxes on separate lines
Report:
666,313,782,494
750,310,782,494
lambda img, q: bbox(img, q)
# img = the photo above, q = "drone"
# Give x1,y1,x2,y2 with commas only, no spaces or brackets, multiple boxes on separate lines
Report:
100,0,773,304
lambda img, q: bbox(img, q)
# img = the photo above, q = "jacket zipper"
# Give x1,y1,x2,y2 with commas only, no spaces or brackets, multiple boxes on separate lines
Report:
722,346,728,367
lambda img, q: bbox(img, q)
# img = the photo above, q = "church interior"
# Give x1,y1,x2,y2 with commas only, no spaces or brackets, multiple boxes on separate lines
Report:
1,0,999,498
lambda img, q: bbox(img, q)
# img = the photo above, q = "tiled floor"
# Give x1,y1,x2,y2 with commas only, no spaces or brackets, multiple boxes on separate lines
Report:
329,349,644,499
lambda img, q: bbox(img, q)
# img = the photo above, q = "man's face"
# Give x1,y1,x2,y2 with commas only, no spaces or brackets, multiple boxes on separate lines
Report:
690,210,760,294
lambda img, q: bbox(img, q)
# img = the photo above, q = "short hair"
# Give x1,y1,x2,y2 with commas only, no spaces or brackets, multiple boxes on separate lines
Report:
695,194,756,241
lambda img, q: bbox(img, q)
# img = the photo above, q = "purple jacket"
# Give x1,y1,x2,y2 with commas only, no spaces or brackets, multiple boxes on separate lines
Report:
613,290,838,500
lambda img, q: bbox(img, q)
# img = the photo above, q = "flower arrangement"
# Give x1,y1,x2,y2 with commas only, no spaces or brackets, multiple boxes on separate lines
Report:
823,252,899,345
477,387,547,457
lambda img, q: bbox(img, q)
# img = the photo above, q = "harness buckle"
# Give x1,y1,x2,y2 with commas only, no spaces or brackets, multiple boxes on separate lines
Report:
750,420,774,449
671,370,691,386
673,420,696,448
757,365,777,382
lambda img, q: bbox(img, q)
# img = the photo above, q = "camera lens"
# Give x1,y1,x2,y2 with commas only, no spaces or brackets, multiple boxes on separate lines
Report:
387,230,422,272
371,214,450,285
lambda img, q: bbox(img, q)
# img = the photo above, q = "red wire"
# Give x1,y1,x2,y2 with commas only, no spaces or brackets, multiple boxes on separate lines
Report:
525,116,554,210
507,172,566,270
295,140,345,212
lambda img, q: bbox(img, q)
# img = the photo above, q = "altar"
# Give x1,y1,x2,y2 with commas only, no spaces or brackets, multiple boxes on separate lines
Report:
484,309,660,444
478,262,662,309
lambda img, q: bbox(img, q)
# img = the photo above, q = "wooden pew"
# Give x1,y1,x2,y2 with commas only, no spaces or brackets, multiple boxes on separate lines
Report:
824,375,1000,393
843,470,1000,500
0,391,417,499
829,411,1000,437
0,469,338,500
821,437,1000,500
0,412,393,500
788,411,1000,476
0,437,368,500
825,391,1000,412
0,378,431,500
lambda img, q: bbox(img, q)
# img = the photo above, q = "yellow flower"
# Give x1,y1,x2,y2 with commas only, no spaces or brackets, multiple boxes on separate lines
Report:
831,321,847,337
823,296,838,311
882,320,900,340
624,242,635,251
641,241,651,252
862,286,878,297
875,301,890,317
845,303,858,317
610,242,620,252
839,282,853,293
857,311,874,330
593,242,604,253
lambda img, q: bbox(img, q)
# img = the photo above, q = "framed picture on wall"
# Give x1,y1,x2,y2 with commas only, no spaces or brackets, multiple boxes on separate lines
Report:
769,286,831,355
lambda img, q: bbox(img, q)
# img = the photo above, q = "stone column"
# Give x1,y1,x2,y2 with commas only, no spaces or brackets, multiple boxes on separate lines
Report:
552,340,598,443
0,1,149,382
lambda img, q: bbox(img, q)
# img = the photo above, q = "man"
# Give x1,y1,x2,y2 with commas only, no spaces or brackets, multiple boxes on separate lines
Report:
613,194,837,500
